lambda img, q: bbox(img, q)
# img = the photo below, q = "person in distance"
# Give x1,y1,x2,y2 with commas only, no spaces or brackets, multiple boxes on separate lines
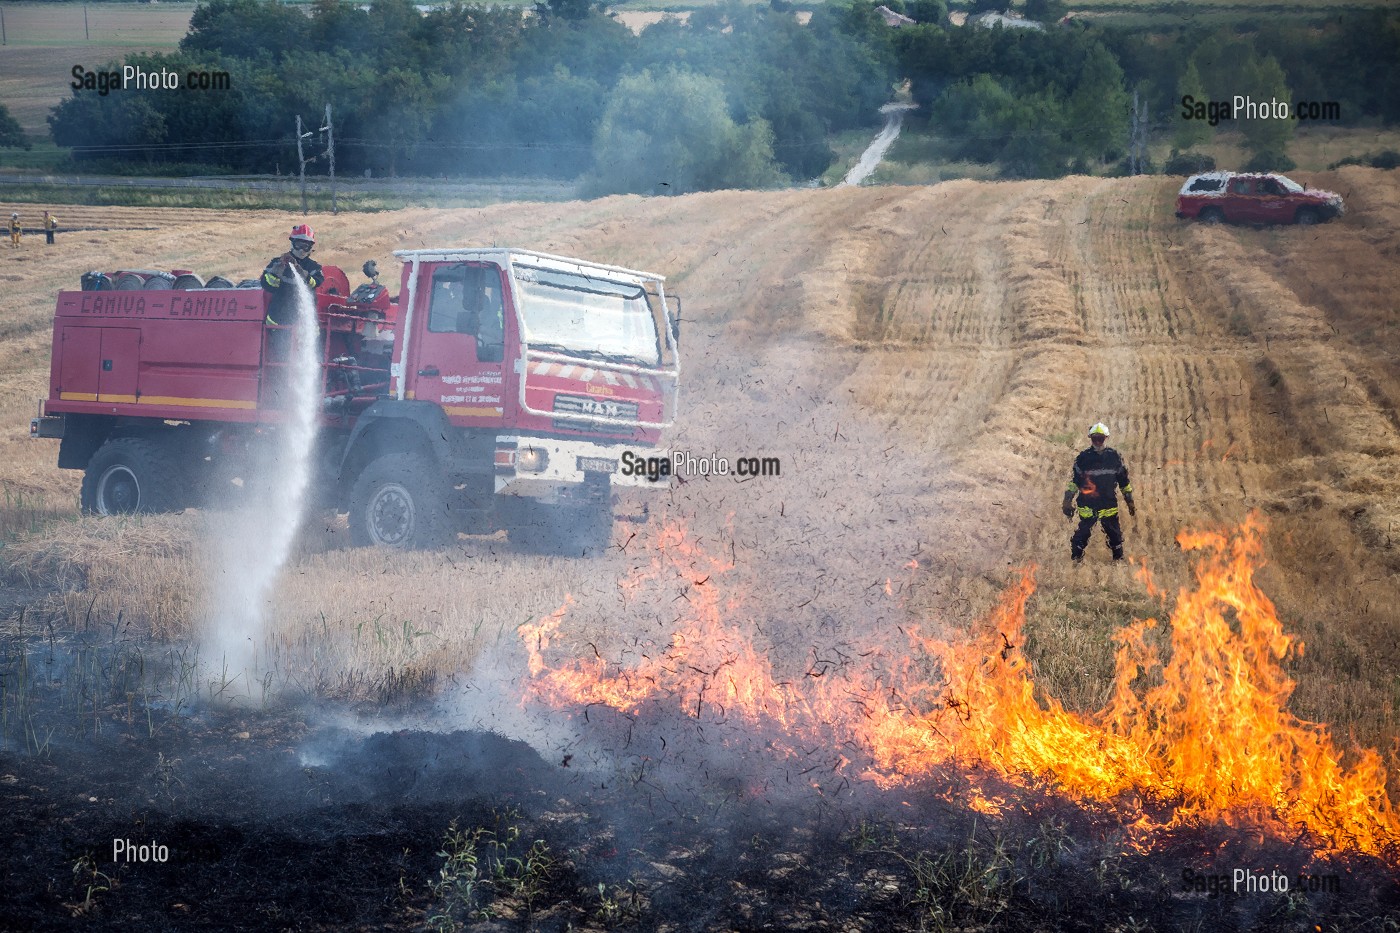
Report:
1061,422,1136,563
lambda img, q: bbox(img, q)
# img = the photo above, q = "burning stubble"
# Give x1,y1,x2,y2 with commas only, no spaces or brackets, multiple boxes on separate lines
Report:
518,514,1400,860
202,271,322,696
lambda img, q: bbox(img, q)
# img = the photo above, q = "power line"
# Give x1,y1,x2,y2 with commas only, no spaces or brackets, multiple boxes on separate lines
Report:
63,139,287,153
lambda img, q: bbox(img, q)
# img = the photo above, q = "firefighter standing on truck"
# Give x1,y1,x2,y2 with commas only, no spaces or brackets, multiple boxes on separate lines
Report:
262,224,324,324
1061,422,1136,563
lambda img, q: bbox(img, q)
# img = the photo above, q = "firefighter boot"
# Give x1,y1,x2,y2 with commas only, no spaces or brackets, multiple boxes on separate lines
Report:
1112,547,1125,561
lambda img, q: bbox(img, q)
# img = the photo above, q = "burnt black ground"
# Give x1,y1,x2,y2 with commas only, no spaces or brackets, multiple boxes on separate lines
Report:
2,635,1399,932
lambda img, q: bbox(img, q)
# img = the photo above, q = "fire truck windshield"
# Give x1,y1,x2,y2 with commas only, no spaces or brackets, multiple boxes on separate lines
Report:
514,265,661,366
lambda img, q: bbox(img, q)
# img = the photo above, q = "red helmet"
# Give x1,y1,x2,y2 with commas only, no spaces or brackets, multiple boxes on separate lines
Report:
289,224,316,245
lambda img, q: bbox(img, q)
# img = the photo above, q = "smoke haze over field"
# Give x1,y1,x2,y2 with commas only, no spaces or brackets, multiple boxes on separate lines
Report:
3,172,1400,928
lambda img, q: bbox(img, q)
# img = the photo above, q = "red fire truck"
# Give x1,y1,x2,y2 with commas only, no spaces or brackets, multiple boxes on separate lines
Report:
30,249,681,552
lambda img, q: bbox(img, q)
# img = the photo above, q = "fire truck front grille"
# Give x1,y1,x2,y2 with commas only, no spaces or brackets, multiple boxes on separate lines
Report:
552,394,639,429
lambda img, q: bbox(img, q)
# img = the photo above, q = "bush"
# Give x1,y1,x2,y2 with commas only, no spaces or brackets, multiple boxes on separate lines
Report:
1163,150,1216,176
0,103,30,151
1024,0,1068,22
1106,155,1157,177
586,69,787,196
905,0,948,24
1241,150,1296,173
1329,150,1400,170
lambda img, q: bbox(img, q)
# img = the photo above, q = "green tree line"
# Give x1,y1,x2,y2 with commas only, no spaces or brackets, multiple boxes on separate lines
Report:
894,10,1400,178
39,1,1400,190
47,0,894,193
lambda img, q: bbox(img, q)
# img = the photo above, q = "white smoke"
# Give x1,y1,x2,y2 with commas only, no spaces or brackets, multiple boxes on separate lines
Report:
202,271,321,700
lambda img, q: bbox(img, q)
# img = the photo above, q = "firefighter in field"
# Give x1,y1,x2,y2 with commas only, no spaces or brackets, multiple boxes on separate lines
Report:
8,212,20,249
261,223,324,325
1061,422,1136,563
44,211,58,245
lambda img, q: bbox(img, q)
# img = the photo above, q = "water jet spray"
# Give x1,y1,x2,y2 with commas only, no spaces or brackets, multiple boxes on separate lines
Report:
203,271,322,699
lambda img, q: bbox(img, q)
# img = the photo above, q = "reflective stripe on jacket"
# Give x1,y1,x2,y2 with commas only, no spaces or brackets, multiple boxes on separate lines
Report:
262,252,324,291
1067,446,1133,509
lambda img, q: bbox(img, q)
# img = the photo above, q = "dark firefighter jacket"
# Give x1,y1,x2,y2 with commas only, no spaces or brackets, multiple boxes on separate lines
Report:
1066,447,1134,518
262,252,324,324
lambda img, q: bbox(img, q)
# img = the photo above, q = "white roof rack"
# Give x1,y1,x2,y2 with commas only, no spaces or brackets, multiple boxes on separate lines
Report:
392,247,665,285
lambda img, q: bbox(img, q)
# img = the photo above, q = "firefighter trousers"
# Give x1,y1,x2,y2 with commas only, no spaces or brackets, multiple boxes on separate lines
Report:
1072,513,1123,560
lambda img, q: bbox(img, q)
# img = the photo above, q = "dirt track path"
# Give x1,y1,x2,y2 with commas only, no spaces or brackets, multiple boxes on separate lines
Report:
840,103,919,187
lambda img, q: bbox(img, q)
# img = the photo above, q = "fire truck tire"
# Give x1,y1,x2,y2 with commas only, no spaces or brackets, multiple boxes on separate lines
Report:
80,437,183,515
1198,207,1225,225
348,453,450,550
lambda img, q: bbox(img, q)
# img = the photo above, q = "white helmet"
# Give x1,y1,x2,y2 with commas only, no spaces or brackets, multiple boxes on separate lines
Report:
1088,422,1110,437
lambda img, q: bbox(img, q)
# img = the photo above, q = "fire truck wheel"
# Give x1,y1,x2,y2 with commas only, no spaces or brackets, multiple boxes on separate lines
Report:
80,437,183,515
348,452,449,549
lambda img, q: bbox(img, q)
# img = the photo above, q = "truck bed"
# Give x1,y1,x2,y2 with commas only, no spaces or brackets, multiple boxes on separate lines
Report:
48,288,272,422
45,284,389,425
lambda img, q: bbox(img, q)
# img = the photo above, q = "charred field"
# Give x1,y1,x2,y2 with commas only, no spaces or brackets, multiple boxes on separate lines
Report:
2,617,1397,933
4,173,1400,930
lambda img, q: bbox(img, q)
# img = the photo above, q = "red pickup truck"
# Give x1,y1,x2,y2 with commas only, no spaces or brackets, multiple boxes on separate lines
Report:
1176,171,1344,226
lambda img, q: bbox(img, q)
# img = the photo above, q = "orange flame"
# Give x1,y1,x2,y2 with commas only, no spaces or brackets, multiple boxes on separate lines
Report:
519,514,1400,859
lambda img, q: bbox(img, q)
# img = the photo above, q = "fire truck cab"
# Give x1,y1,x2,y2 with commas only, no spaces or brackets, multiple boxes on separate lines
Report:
31,248,681,553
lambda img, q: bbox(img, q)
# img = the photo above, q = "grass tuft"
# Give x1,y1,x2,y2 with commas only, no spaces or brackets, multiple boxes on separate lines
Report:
427,810,555,930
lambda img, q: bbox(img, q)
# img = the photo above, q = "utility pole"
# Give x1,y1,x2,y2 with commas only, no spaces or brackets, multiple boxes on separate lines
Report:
1129,89,1141,176
84,5,90,41
296,114,309,215
1125,89,1136,176
1144,99,1150,173
322,104,336,216
2,7,8,46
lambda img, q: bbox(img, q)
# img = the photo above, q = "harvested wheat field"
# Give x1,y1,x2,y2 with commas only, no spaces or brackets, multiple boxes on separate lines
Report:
2,172,1399,930
0,2,195,137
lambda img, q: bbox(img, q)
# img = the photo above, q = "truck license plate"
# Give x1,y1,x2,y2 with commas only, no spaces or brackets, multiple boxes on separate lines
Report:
577,456,617,474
